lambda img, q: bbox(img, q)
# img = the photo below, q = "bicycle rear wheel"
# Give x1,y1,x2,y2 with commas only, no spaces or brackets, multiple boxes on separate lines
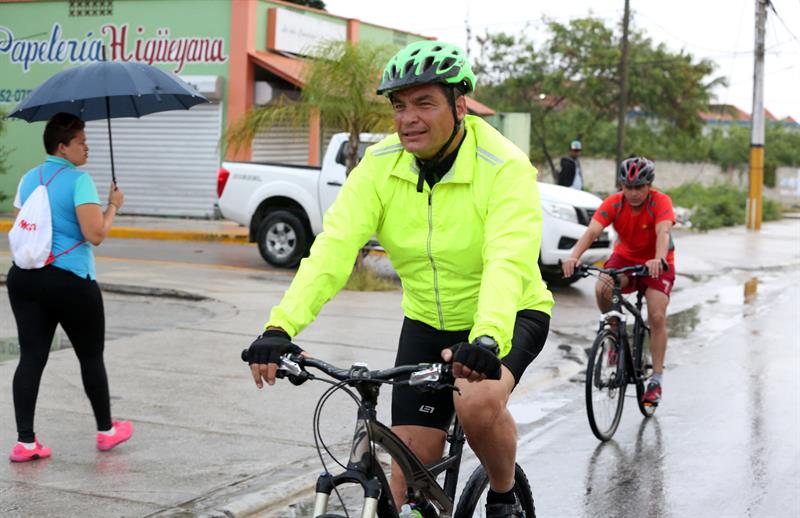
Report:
454,463,535,518
634,324,657,417
585,330,626,441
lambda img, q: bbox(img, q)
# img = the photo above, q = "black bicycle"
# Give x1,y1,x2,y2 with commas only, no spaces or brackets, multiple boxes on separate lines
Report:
241,351,535,517
575,263,662,441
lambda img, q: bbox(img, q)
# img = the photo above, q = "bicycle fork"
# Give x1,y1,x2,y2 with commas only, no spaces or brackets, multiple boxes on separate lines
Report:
313,415,383,518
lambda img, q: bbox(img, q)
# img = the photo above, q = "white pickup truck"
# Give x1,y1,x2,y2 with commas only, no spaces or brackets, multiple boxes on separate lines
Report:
217,133,613,286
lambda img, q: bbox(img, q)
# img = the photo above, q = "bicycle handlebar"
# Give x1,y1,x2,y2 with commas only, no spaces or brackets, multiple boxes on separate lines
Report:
241,350,454,386
558,259,668,280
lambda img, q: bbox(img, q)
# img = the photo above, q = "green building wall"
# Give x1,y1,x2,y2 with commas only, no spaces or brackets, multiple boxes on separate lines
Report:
0,0,231,211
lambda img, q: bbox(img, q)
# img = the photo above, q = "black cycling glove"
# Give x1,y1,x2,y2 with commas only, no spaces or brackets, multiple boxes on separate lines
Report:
450,336,502,380
246,329,303,365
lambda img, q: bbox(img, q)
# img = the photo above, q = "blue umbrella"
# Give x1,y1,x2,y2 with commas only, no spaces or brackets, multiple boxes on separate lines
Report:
8,60,209,183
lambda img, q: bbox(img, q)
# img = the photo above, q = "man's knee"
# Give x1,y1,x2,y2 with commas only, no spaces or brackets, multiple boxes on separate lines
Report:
645,290,670,331
454,376,512,431
595,277,613,305
595,279,608,298
648,309,667,331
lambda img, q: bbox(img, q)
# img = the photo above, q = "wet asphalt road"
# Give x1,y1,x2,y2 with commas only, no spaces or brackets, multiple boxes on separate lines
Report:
519,266,800,517
273,266,800,518
1,236,798,517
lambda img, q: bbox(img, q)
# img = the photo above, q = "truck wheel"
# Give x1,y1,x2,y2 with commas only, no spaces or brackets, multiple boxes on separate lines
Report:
256,210,309,268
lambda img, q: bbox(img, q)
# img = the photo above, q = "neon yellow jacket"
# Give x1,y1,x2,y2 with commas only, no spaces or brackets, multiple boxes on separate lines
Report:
267,115,554,357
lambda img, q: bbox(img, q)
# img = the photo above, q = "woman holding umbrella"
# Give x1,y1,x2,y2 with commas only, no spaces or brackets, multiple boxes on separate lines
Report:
7,112,132,462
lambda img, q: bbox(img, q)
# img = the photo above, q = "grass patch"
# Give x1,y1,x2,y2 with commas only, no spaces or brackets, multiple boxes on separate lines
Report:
344,264,399,291
666,183,783,231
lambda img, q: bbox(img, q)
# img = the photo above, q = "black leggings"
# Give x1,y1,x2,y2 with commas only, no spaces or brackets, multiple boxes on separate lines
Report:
7,264,112,443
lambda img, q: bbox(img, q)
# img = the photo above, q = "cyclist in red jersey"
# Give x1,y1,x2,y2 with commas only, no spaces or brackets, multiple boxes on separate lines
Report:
561,157,675,406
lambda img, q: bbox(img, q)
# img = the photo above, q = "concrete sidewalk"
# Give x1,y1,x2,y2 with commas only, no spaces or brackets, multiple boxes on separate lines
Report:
0,219,798,517
0,214,250,244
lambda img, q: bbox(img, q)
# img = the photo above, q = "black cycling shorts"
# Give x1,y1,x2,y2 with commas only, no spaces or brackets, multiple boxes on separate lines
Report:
391,310,550,431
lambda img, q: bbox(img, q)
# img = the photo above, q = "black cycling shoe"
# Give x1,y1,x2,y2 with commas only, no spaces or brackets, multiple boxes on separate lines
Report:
485,500,526,517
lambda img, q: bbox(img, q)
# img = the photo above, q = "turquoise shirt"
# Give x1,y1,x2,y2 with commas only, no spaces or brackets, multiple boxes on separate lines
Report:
13,156,101,280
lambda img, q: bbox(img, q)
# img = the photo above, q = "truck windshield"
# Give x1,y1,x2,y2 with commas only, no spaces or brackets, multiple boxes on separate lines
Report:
334,141,371,168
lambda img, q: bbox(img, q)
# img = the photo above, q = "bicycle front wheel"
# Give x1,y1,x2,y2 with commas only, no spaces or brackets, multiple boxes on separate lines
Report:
634,324,657,418
454,463,535,518
585,330,626,441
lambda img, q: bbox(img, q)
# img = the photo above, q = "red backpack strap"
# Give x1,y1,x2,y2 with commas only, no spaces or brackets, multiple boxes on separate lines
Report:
45,239,87,266
39,164,86,265
40,165,69,187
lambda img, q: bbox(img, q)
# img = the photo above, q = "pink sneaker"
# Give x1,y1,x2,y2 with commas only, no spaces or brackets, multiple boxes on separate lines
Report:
96,420,134,452
10,438,52,462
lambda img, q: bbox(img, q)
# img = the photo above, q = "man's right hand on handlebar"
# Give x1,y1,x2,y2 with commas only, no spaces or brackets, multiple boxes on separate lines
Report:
441,336,502,383
561,256,581,279
246,328,303,388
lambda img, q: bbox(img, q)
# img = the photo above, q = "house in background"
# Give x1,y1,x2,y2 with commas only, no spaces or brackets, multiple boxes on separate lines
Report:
699,104,799,136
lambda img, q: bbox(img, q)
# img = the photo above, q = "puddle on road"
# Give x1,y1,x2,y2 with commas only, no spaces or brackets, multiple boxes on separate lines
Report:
0,335,69,363
0,288,226,363
667,304,701,339
509,397,573,424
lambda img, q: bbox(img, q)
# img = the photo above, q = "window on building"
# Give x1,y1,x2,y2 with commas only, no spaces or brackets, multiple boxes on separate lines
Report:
69,0,113,17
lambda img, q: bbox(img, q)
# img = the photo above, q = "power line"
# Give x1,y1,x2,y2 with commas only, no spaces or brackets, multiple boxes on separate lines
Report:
767,0,800,45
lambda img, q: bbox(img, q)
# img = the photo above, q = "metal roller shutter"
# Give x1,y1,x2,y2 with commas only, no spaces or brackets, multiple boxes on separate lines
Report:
251,123,309,165
82,103,222,217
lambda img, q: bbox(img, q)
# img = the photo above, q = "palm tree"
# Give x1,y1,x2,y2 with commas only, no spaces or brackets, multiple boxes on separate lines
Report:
225,40,397,278
225,40,395,175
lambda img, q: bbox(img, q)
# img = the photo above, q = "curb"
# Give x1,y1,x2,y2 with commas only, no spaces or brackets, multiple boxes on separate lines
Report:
107,226,250,244
148,460,323,518
0,220,249,244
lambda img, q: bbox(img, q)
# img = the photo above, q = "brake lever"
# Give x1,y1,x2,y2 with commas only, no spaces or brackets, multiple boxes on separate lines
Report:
280,355,303,376
277,355,311,386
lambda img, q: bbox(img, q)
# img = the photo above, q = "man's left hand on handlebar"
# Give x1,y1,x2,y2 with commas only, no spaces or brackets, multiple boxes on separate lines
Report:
645,257,667,278
441,336,502,383
246,328,304,388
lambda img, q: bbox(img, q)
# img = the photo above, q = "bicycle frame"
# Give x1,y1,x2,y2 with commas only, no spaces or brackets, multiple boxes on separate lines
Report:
598,271,650,387
312,377,466,518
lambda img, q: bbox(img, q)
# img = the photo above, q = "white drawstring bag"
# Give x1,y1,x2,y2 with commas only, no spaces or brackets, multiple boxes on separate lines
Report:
9,166,67,269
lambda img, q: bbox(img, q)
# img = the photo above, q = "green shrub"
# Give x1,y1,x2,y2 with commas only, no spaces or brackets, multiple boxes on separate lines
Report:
667,183,783,231
344,263,398,291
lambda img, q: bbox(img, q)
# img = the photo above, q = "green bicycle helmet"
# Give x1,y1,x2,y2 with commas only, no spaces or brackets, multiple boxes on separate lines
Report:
376,40,476,96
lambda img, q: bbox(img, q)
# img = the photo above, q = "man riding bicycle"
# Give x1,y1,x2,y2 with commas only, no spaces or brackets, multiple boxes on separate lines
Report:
561,157,675,406
245,40,553,517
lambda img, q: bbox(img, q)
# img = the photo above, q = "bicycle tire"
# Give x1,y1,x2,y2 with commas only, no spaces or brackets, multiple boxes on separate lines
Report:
454,463,535,518
634,324,657,417
585,329,626,441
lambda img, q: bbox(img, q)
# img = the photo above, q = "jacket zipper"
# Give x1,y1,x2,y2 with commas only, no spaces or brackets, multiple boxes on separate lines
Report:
427,191,445,329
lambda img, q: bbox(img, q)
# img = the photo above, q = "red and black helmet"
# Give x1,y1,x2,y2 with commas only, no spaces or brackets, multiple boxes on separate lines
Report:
618,157,655,187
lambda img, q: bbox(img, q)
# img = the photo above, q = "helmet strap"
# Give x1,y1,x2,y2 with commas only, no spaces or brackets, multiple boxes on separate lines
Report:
415,87,463,193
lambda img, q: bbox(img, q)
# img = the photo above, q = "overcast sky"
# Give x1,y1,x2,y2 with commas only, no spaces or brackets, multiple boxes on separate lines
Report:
326,0,800,121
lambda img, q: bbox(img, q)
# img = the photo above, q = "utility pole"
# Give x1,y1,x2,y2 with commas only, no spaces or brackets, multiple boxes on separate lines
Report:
747,0,767,230
615,0,631,188
464,9,472,59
